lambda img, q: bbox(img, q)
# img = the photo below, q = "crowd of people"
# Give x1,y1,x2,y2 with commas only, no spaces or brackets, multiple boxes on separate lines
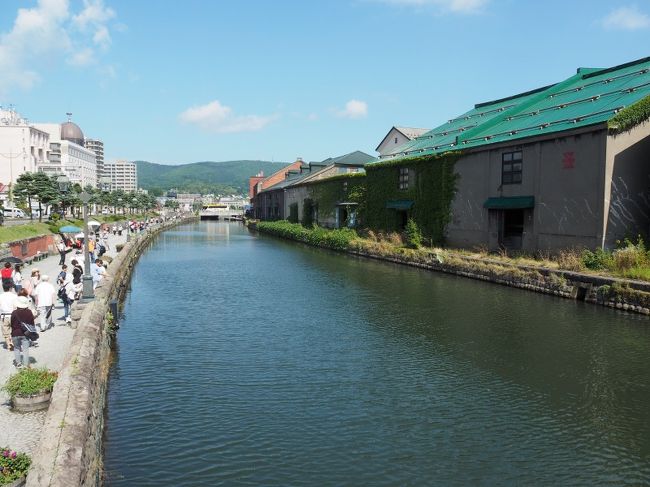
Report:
0,217,168,368
1,229,114,368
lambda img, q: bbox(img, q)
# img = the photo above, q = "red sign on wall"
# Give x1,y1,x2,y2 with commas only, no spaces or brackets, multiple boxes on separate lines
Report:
562,151,575,169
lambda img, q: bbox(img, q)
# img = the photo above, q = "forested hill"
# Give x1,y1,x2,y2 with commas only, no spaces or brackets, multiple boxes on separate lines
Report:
135,160,289,195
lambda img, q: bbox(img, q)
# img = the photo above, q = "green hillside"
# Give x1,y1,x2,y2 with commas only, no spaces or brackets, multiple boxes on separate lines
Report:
136,160,289,195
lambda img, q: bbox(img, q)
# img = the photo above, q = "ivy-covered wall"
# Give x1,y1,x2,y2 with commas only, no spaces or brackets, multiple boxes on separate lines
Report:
365,152,460,245
305,173,366,227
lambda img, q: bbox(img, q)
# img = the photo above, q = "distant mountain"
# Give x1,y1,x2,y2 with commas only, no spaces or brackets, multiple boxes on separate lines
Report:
135,160,289,195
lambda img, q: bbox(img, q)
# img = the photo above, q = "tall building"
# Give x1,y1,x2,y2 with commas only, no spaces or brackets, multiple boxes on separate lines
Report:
35,115,97,188
85,138,104,185
105,160,137,191
0,107,50,191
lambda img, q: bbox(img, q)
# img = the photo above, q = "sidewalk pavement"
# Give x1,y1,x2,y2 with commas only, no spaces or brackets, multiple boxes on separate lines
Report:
0,231,127,455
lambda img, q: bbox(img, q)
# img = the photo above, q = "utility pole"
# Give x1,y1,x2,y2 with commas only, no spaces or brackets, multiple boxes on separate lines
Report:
0,149,24,204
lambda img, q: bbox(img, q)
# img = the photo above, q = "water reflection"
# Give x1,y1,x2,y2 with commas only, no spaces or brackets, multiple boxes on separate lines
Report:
105,222,650,486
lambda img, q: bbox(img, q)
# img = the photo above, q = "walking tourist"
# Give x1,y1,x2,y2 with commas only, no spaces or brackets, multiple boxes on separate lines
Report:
71,259,83,284
61,274,76,323
0,287,17,351
91,259,108,289
34,275,56,331
24,269,40,305
1,262,14,291
56,264,70,286
57,238,67,265
12,264,22,293
10,296,34,368
88,237,96,263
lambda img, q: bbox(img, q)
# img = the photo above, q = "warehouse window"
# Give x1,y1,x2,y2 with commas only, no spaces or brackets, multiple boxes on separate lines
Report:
502,151,522,184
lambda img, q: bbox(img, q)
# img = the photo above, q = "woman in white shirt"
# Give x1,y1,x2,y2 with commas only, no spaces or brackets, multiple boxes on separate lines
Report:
12,264,22,293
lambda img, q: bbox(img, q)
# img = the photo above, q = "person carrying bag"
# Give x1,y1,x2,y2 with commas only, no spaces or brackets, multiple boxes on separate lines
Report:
10,296,36,368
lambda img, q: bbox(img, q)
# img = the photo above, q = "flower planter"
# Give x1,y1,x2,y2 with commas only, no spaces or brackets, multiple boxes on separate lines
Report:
5,476,26,487
11,390,52,412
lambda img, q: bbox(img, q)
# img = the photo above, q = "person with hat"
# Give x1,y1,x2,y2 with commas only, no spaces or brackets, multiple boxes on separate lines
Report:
34,274,56,331
10,296,35,368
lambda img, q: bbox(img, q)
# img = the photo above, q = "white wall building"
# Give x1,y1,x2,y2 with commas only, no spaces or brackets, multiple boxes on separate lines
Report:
105,160,137,192
0,107,50,191
85,138,104,185
375,126,430,156
35,119,97,188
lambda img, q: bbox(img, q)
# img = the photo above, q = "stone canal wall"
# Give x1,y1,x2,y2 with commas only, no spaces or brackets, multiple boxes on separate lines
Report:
252,224,650,316
351,248,650,315
26,216,197,487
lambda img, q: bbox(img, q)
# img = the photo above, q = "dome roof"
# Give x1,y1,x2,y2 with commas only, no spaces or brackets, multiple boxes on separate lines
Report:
61,121,84,146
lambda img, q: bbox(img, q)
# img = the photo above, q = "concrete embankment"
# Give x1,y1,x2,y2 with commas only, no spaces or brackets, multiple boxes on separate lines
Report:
25,216,197,487
253,225,650,316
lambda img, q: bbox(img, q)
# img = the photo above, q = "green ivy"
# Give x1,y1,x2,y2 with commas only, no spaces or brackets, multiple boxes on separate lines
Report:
306,173,367,224
608,94,650,133
364,152,460,245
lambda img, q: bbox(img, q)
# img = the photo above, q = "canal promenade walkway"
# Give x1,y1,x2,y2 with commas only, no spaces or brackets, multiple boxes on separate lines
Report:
0,231,127,455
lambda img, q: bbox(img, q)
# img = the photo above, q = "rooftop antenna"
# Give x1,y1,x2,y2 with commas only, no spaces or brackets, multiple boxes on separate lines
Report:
66,112,72,122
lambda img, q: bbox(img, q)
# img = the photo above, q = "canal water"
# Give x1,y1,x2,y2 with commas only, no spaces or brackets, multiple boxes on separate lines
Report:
104,222,650,486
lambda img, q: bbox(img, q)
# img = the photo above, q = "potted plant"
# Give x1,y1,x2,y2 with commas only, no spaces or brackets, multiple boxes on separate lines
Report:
0,447,30,486
2,368,58,412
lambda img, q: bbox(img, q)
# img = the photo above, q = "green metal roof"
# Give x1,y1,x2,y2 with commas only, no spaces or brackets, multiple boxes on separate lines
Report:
483,196,535,209
377,56,650,162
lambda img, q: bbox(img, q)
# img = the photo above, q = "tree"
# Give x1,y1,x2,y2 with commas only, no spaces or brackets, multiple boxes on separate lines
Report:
13,173,36,220
14,172,58,222
32,173,58,221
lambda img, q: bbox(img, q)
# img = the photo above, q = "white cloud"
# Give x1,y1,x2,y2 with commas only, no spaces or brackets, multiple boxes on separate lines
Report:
0,0,119,96
179,100,278,134
337,100,368,119
372,0,488,14
68,47,95,66
73,0,115,49
601,6,650,30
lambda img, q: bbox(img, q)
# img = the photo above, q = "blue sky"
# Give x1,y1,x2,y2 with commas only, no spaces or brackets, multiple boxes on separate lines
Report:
1,0,650,165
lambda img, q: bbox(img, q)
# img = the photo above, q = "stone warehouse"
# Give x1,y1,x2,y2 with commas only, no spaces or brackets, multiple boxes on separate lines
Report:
251,56,650,252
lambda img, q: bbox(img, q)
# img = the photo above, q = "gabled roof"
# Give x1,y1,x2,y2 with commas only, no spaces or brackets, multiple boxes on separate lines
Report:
378,56,650,162
375,126,430,151
259,151,373,193
396,127,430,139
320,150,375,166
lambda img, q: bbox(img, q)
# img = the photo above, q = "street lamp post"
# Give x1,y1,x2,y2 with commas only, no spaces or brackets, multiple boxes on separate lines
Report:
79,191,94,300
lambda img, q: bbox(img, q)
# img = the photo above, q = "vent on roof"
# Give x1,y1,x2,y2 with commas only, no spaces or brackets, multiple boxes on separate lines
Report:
540,123,549,129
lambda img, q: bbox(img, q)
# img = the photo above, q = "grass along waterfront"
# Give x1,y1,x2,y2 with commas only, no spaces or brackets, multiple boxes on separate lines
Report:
255,221,650,312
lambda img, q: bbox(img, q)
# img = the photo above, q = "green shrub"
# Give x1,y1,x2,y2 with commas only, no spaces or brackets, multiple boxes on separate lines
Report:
257,221,357,251
3,368,58,398
582,248,613,270
404,218,422,249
